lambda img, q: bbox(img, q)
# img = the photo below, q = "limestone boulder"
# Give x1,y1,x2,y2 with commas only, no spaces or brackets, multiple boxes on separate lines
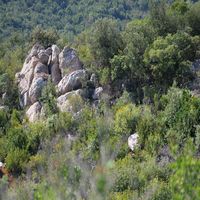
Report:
59,47,83,76
90,73,98,87
128,133,139,151
50,45,61,84
92,87,103,100
29,77,47,104
57,90,82,112
25,44,44,64
26,102,42,122
20,91,30,108
51,45,60,63
17,56,40,107
45,47,52,56
34,62,49,75
38,51,49,65
57,70,87,95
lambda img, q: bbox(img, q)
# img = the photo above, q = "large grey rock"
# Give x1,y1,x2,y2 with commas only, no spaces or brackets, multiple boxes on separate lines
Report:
57,90,82,112
25,44,45,64
17,56,40,107
90,73,98,87
92,87,103,100
45,47,52,56
51,45,61,84
26,102,42,122
38,51,49,65
20,91,30,108
51,45,60,63
29,77,47,104
34,62,49,75
51,63,62,84
59,47,83,76
57,70,87,95
128,133,139,151
0,106,9,112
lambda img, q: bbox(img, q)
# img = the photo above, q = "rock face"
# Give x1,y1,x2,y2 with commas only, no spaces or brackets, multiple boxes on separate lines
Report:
57,70,87,95
26,102,42,122
50,45,61,84
57,90,82,112
59,47,83,76
92,87,103,100
29,77,47,104
16,44,101,122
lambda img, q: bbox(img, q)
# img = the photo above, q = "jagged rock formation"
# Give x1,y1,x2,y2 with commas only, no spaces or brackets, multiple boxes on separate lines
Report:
26,102,42,122
16,44,103,122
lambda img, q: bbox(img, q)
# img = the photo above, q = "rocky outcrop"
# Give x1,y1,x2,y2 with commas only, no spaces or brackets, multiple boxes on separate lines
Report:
50,45,61,84
92,87,103,100
26,102,42,122
0,106,8,112
57,70,87,95
29,77,47,104
16,44,102,122
59,47,83,76
57,90,82,112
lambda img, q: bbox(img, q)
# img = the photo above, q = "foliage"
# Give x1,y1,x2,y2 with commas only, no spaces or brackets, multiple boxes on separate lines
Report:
40,78,58,117
160,87,200,145
187,1,200,36
0,0,149,41
5,148,29,173
170,155,200,200
0,0,200,199
114,103,141,135
144,32,199,90
31,27,59,48
89,18,123,68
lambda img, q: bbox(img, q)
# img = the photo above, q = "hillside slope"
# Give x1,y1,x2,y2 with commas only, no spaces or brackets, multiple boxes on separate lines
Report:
0,0,148,40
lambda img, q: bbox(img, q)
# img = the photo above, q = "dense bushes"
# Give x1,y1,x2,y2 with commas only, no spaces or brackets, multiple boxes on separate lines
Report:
0,0,200,199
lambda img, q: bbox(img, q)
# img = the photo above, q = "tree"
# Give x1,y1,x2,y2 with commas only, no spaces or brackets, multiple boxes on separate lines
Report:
149,0,177,36
170,155,200,199
89,19,123,67
186,1,200,36
144,32,199,90
110,19,155,97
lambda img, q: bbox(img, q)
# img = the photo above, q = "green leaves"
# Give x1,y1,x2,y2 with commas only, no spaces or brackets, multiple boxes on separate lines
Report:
170,155,200,200
31,27,59,48
114,103,141,135
89,18,123,67
144,32,197,89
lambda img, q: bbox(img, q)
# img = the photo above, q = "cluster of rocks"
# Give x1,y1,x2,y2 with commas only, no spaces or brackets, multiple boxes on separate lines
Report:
16,44,103,122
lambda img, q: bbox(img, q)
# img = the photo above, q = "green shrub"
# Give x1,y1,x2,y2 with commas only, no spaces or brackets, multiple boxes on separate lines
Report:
160,87,200,145
31,27,59,48
114,103,141,135
169,155,200,200
5,148,29,173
